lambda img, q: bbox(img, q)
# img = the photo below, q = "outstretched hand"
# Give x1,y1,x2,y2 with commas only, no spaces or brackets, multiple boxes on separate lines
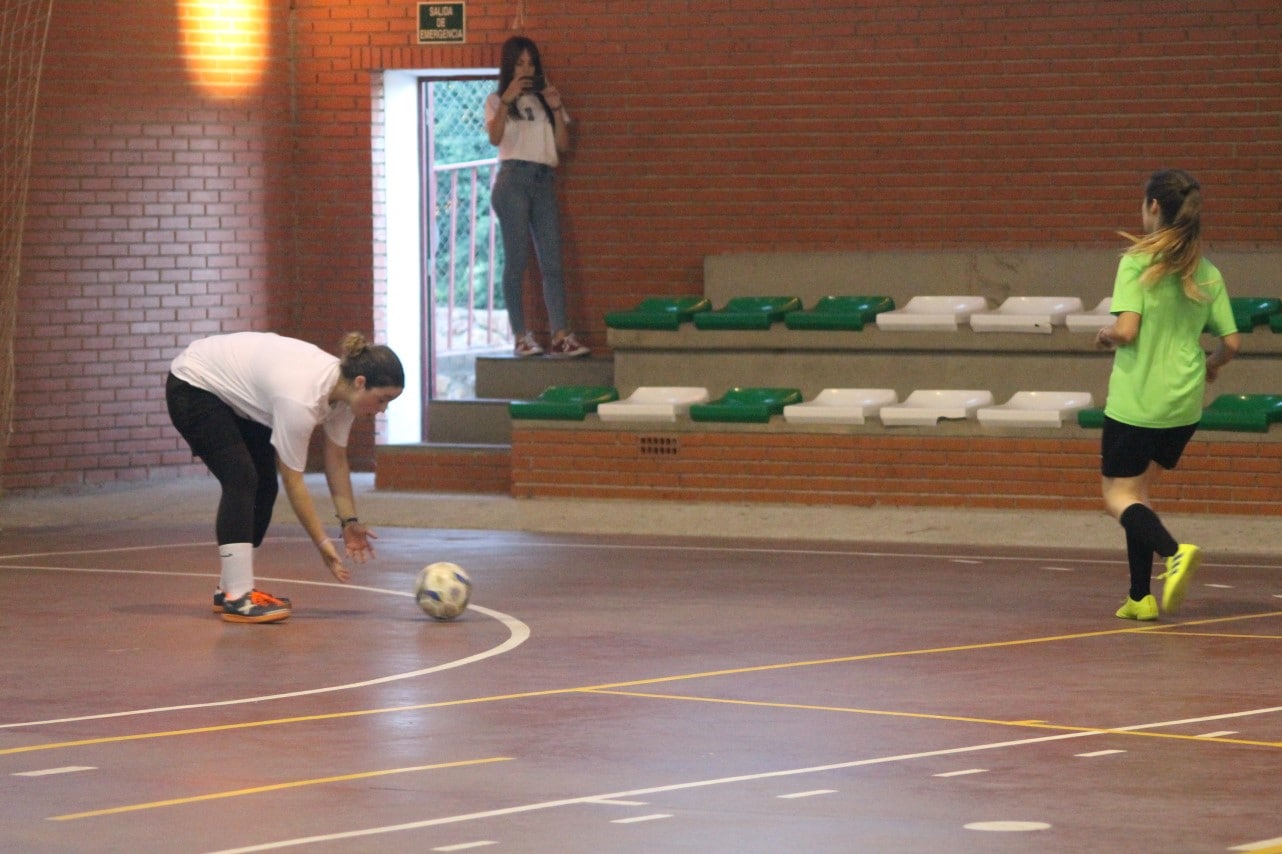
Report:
342,521,378,564
319,539,351,583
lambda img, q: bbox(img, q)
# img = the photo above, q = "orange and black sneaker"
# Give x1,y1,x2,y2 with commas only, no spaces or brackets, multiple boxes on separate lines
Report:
221,589,291,624
212,588,291,613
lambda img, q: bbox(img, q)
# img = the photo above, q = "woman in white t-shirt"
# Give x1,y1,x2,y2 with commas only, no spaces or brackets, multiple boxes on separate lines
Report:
166,331,404,623
485,35,589,359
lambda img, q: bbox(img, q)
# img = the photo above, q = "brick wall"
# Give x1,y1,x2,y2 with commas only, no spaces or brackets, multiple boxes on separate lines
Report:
15,0,296,489
511,428,1282,516
12,1,1280,491
376,445,510,494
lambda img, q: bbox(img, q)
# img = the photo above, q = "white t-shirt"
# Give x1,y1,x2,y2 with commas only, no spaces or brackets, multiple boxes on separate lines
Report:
486,93,563,167
170,332,354,472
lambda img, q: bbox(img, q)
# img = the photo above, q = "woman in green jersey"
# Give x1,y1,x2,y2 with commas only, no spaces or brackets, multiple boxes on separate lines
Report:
1095,169,1240,621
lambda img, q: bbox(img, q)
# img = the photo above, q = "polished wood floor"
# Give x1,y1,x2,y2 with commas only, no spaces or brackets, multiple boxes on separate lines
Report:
3,520,1282,853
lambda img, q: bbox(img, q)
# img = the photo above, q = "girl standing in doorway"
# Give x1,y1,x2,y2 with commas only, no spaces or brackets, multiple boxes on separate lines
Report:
485,35,588,359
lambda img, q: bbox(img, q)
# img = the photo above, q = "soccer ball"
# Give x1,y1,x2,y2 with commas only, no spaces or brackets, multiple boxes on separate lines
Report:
415,562,472,621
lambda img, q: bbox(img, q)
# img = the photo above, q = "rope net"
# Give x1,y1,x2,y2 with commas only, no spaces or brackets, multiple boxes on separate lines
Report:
0,0,54,490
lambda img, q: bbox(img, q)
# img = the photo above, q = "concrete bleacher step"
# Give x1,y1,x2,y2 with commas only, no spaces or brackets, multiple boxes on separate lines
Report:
415,355,616,445
427,399,512,444
475,354,614,400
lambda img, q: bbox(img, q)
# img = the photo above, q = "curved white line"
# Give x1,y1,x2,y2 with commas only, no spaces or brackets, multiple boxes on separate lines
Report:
0,567,529,730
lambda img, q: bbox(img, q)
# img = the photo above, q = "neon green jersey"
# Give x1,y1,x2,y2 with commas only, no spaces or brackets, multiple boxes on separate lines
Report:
1103,253,1236,429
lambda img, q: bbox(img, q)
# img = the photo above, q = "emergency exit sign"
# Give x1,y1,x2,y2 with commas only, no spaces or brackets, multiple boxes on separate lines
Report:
418,3,465,44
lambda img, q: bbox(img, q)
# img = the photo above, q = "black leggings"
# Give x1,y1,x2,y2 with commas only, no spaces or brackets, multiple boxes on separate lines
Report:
166,373,279,546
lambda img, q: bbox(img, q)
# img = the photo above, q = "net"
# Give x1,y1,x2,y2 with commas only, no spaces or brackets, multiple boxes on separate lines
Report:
0,0,54,489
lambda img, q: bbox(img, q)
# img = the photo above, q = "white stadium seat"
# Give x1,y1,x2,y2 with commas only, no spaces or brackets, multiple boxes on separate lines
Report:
782,388,899,425
879,389,995,426
969,296,1085,333
1065,297,1113,332
976,391,1095,428
874,295,989,332
596,386,711,422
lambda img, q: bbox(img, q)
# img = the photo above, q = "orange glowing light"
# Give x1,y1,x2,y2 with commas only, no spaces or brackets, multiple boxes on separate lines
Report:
177,0,270,99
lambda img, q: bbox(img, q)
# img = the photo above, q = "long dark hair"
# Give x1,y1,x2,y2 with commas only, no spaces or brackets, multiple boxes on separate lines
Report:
496,35,555,124
1122,168,1207,302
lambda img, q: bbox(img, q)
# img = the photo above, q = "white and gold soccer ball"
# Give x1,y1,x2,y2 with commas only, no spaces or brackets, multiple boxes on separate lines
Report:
414,562,472,621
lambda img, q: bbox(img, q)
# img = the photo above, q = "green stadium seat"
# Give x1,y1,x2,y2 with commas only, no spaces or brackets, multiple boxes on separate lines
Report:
688,387,804,423
1271,313,1282,334
1230,297,1281,333
603,296,711,330
508,385,619,420
1078,396,1282,433
784,295,895,331
1198,394,1282,433
1076,407,1106,428
692,296,803,330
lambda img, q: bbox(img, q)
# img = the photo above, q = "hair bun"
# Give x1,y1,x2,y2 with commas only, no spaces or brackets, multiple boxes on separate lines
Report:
341,331,369,359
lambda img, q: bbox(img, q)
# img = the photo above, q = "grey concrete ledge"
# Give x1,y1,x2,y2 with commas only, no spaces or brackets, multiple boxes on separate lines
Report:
3,474,1279,559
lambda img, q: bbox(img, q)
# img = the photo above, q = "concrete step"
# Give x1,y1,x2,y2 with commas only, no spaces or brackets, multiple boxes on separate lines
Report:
475,354,614,399
426,399,511,444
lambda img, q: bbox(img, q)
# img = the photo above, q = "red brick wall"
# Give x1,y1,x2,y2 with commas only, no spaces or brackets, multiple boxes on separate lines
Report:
16,1,296,489
511,428,1282,516
376,445,510,494
12,1,1281,491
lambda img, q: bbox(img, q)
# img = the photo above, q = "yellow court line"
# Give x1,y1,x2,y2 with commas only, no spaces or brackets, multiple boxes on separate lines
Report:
0,692,577,756
585,689,1282,749
7,610,1281,758
1153,631,1282,640
48,756,513,821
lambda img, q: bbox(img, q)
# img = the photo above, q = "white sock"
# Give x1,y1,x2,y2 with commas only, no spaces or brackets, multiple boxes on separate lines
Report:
219,543,254,599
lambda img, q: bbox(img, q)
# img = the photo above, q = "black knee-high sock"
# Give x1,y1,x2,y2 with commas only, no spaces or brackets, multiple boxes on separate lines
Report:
1119,503,1179,560
1125,526,1153,600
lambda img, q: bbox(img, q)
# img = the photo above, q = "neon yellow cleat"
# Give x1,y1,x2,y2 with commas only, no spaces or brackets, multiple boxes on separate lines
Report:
1160,544,1202,614
1116,595,1159,621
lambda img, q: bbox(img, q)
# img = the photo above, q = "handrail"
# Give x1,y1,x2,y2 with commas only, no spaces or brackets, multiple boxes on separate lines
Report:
427,156,507,399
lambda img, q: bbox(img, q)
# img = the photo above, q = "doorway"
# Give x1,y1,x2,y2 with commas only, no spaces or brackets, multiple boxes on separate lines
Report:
381,69,505,445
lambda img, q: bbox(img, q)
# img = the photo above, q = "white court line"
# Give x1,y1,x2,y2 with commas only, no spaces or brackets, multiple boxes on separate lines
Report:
932,769,986,777
420,540,1282,571
0,541,219,561
0,566,528,730
197,729,1114,853
205,701,1282,854
777,789,836,798
611,814,672,824
1198,731,1239,739
432,842,497,852
5,537,1280,571
12,766,96,776
1075,749,1125,757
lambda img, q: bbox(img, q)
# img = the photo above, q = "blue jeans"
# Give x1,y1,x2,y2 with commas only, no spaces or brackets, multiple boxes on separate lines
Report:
491,160,567,335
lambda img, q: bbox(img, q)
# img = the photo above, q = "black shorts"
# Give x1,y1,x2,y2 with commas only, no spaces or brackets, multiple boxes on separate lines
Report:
1100,415,1197,478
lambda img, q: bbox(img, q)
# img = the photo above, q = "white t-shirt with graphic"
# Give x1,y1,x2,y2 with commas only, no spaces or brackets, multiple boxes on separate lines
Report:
486,92,563,167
